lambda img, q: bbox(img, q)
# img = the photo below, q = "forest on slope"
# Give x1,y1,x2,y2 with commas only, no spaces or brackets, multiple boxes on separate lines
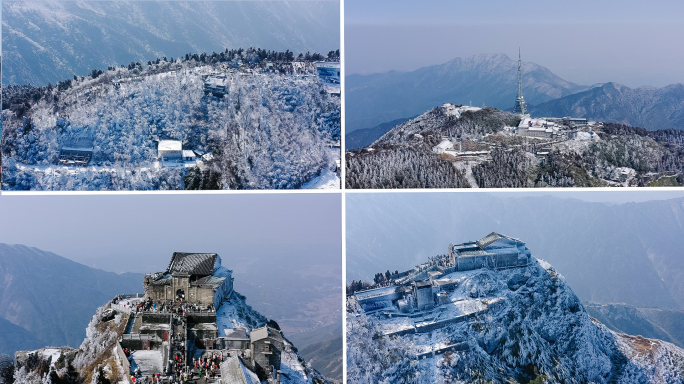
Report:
2,48,341,190
345,106,684,188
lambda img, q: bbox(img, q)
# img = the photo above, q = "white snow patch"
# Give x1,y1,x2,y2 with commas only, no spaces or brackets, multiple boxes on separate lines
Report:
130,350,163,375
302,169,339,189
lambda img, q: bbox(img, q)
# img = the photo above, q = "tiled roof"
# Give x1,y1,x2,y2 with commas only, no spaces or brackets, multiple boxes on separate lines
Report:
195,275,226,289
220,356,259,384
476,232,521,249
166,252,217,276
250,326,283,343
476,232,505,249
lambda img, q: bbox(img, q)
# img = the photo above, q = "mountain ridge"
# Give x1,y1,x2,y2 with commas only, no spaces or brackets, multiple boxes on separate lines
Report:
529,81,684,130
0,243,144,356
346,53,586,133
2,0,340,86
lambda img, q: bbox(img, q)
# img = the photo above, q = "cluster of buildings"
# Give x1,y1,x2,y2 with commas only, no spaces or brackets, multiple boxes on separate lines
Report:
354,233,531,314
55,138,206,167
116,253,289,383
157,140,204,164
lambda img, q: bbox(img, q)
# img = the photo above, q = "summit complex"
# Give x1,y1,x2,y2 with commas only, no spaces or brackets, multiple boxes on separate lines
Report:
12,253,331,384
346,233,684,383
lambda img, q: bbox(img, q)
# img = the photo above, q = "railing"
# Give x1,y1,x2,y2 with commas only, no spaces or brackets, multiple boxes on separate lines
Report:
122,334,162,342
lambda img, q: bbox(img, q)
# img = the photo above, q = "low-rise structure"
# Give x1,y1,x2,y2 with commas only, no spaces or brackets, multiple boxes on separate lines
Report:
59,138,94,166
315,62,340,83
204,75,229,97
250,326,284,379
449,232,531,270
158,140,182,161
517,116,561,139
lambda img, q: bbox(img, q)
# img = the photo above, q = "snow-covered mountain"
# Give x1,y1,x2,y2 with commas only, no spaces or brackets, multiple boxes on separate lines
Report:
2,0,340,86
346,53,585,133
345,102,684,188
347,257,684,383
11,258,332,384
529,82,684,131
2,57,340,190
346,194,684,311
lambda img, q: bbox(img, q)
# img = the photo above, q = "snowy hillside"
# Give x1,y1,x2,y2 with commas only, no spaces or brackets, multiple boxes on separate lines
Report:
346,103,684,188
11,293,329,384
347,258,684,383
9,260,331,383
2,54,341,190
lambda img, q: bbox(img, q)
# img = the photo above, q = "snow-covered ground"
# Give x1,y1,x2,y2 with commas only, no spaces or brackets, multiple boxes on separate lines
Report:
347,258,684,383
3,61,340,191
215,293,267,335
301,169,339,189
130,350,163,375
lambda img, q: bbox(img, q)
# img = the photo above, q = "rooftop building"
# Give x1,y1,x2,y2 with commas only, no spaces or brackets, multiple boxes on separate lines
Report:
144,252,233,307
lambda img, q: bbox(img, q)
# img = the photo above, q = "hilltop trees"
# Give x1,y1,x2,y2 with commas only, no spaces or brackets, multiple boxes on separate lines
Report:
1,47,340,191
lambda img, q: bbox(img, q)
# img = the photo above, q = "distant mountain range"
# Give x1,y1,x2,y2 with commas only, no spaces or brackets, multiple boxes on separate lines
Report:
345,116,416,150
2,0,339,85
529,82,684,130
345,54,684,145
0,244,342,381
346,194,684,311
585,302,684,349
0,244,143,356
345,53,585,133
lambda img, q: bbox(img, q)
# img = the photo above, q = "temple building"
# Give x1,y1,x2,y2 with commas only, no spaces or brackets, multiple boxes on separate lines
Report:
143,252,233,307
448,232,531,271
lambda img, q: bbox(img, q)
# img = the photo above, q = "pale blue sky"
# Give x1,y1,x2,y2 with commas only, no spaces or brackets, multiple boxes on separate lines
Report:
0,193,341,274
346,0,684,87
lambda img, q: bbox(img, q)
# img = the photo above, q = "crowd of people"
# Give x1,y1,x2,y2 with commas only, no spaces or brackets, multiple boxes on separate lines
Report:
120,296,228,383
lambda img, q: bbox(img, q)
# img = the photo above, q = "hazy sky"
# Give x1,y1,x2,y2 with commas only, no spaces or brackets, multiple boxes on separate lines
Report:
0,192,342,338
0,193,341,274
346,0,684,87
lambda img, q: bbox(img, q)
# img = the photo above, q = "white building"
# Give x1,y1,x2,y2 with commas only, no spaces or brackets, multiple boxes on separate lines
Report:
158,140,182,161
182,150,196,162
517,116,560,139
